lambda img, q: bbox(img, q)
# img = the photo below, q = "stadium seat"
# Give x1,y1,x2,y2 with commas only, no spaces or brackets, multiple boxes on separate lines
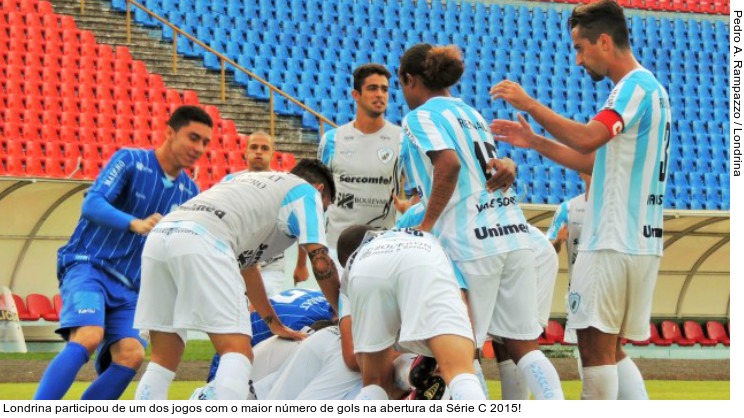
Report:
660,320,695,346
649,322,673,346
25,294,58,322
545,320,566,345
705,321,730,346
12,294,41,321
683,321,717,346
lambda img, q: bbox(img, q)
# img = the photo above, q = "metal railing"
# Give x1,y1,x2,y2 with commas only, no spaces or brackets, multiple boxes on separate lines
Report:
80,0,337,139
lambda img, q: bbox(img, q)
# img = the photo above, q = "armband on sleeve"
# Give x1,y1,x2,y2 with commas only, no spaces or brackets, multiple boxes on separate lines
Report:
592,109,624,138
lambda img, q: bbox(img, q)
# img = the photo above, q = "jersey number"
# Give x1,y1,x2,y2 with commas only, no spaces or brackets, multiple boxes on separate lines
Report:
474,141,497,179
658,121,671,182
271,289,307,304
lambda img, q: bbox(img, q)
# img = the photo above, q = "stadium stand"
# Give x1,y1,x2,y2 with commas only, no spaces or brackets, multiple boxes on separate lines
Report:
108,0,729,209
25,293,59,322
12,294,40,321
543,0,729,14
649,322,673,346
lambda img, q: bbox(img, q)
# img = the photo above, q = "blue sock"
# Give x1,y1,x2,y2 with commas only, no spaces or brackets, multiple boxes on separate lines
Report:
34,342,90,400
81,363,138,400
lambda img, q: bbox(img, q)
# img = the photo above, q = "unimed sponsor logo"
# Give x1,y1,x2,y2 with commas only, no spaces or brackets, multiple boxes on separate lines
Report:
643,225,663,238
473,223,529,240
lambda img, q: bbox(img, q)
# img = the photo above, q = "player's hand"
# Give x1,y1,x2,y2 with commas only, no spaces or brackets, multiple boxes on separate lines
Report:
293,265,309,284
393,194,420,214
491,114,537,149
490,80,535,111
557,225,569,242
272,324,307,341
486,158,517,193
129,213,163,235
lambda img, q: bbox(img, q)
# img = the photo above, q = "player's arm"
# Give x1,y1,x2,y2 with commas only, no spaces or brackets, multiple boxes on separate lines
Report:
419,149,460,232
241,265,306,341
491,114,595,175
485,157,517,193
491,81,613,154
546,201,569,254
302,243,340,314
339,316,359,372
82,149,162,234
293,247,309,284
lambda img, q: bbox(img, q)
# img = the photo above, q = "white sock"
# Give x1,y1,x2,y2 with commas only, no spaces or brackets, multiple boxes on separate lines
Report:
498,359,529,400
581,365,618,400
617,357,648,400
473,359,490,399
135,362,175,400
214,352,252,400
393,353,416,391
355,384,388,400
449,373,487,400
516,350,564,400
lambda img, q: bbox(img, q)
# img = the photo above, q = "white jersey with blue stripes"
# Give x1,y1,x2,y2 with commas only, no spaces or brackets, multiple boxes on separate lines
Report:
317,120,401,249
163,171,327,269
582,68,671,256
547,194,586,278
401,97,530,261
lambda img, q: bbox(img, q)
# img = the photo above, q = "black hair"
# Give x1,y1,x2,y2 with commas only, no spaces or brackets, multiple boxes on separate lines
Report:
308,319,337,331
336,225,376,268
399,44,464,90
167,105,213,131
290,159,336,203
568,0,630,50
353,64,392,91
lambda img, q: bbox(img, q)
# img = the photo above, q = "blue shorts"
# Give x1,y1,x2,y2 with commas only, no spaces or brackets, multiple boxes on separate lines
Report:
58,263,146,374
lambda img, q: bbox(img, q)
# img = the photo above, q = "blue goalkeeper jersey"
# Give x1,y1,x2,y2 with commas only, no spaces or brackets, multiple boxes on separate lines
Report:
57,148,198,290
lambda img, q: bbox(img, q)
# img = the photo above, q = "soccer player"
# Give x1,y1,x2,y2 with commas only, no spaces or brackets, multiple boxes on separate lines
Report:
316,64,402,250
546,173,591,275
489,0,670,399
398,43,564,400
337,225,485,400
34,106,213,400
133,159,341,400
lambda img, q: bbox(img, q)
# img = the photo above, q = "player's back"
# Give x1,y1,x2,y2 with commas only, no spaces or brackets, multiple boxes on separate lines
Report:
163,171,323,269
250,289,333,346
583,69,671,256
402,97,530,261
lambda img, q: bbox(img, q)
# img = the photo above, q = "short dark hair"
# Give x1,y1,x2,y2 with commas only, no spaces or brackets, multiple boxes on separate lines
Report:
167,105,213,131
336,225,376,268
353,64,391,92
290,159,336,203
568,0,630,50
399,44,464,90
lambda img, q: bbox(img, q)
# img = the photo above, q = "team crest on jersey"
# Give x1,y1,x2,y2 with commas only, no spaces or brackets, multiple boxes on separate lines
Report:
337,193,354,209
568,292,581,314
378,147,394,164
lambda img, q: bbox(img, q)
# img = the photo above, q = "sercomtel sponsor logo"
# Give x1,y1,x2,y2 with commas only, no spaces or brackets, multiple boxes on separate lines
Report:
339,175,392,184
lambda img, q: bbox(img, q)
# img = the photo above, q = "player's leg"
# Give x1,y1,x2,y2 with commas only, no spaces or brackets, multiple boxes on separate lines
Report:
616,341,647,399
208,333,254,400
135,330,185,400
355,348,402,400
493,250,563,400
428,334,484,400
492,340,529,400
265,330,328,399
82,283,146,400
34,265,106,400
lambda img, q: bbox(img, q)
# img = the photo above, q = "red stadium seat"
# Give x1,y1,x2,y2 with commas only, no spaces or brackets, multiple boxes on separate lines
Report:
12,294,40,321
44,156,65,177
705,321,730,346
26,293,58,321
683,321,717,346
649,322,673,346
53,294,63,318
545,320,565,344
660,320,695,346
183,90,200,105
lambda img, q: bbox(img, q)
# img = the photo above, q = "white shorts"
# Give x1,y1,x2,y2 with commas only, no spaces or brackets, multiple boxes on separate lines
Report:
456,249,543,345
134,227,252,340
260,269,285,297
349,245,473,356
251,335,303,382
266,326,361,400
535,244,559,327
565,250,660,342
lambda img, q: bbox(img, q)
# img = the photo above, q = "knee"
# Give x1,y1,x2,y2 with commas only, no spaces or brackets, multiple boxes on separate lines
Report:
69,327,105,354
111,339,146,369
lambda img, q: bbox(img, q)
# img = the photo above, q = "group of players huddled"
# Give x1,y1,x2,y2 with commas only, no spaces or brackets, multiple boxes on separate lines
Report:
35,0,669,401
